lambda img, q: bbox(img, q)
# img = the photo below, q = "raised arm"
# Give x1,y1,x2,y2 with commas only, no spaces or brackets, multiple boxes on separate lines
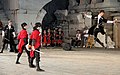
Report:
84,14,92,19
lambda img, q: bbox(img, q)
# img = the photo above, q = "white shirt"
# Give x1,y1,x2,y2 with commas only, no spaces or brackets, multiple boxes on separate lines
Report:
76,33,81,40
83,30,89,37
8,25,11,29
85,14,114,24
98,15,114,24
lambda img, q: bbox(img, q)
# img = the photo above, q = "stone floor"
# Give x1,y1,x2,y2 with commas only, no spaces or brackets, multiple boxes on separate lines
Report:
0,48,120,75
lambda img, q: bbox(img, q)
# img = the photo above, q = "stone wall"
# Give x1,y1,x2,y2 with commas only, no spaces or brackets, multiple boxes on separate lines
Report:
67,0,120,48
1,0,51,33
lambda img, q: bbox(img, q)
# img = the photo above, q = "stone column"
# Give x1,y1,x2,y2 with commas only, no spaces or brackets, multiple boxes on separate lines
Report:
113,16,120,48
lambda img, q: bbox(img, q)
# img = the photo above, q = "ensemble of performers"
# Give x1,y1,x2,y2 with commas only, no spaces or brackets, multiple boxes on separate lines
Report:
71,10,117,48
0,19,64,72
16,22,45,71
0,20,45,71
42,27,64,47
0,10,117,72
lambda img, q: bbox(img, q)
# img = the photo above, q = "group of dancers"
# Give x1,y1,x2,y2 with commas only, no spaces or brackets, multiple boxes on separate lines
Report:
0,9,117,72
0,21,45,71
16,22,45,71
42,28,64,47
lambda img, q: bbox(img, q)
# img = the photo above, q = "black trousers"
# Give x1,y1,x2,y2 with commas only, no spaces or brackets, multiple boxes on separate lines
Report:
18,45,30,59
94,27,105,46
16,45,30,63
1,38,17,52
31,48,40,69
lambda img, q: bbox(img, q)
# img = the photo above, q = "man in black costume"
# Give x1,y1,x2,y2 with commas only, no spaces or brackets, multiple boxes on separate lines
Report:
0,20,17,53
85,10,117,47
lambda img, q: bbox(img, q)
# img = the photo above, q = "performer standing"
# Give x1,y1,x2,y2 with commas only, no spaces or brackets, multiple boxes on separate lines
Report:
85,10,117,47
0,20,17,53
75,30,81,47
57,28,63,46
52,29,57,46
16,23,30,64
29,22,44,71
47,28,51,46
43,30,47,47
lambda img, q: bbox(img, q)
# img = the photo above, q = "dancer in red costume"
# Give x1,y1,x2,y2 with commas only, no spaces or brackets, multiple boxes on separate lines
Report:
47,28,51,46
29,22,44,71
52,29,57,46
16,23,30,64
43,30,47,47
57,28,63,46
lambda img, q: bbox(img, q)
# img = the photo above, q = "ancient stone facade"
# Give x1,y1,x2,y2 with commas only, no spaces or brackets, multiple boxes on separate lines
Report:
0,0,120,48
0,0,52,32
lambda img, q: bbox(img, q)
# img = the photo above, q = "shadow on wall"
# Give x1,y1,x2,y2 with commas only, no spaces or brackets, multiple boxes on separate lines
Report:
42,0,69,29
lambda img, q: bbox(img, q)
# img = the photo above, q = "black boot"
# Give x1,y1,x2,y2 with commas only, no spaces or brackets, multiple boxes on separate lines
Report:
29,58,36,68
36,61,44,72
28,57,30,64
16,53,21,64
36,68,45,72
0,51,3,53
36,60,44,71
13,45,18,53
101,43,105,47
0,49,4,53
96,38,105,47
98,42,105,47
0,43,6,53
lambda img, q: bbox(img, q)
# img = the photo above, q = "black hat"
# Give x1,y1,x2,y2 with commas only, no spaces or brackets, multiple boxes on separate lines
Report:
21,22,27,28
35,22,41,27
33,22,42,30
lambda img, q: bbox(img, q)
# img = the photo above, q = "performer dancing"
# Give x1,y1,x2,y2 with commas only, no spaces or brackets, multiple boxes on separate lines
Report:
85,10,117,47
16,23,30,64
29,22,44,71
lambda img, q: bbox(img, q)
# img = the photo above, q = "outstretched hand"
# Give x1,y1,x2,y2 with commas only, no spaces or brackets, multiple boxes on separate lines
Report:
113,19,118,23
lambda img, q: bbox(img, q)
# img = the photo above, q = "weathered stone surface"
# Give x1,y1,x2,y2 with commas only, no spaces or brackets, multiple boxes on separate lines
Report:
1,48,120,75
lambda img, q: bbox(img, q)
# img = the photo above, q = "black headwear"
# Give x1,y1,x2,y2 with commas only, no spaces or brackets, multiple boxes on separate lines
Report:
21,22,27,28
33,22,42,30
35,22,41,27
